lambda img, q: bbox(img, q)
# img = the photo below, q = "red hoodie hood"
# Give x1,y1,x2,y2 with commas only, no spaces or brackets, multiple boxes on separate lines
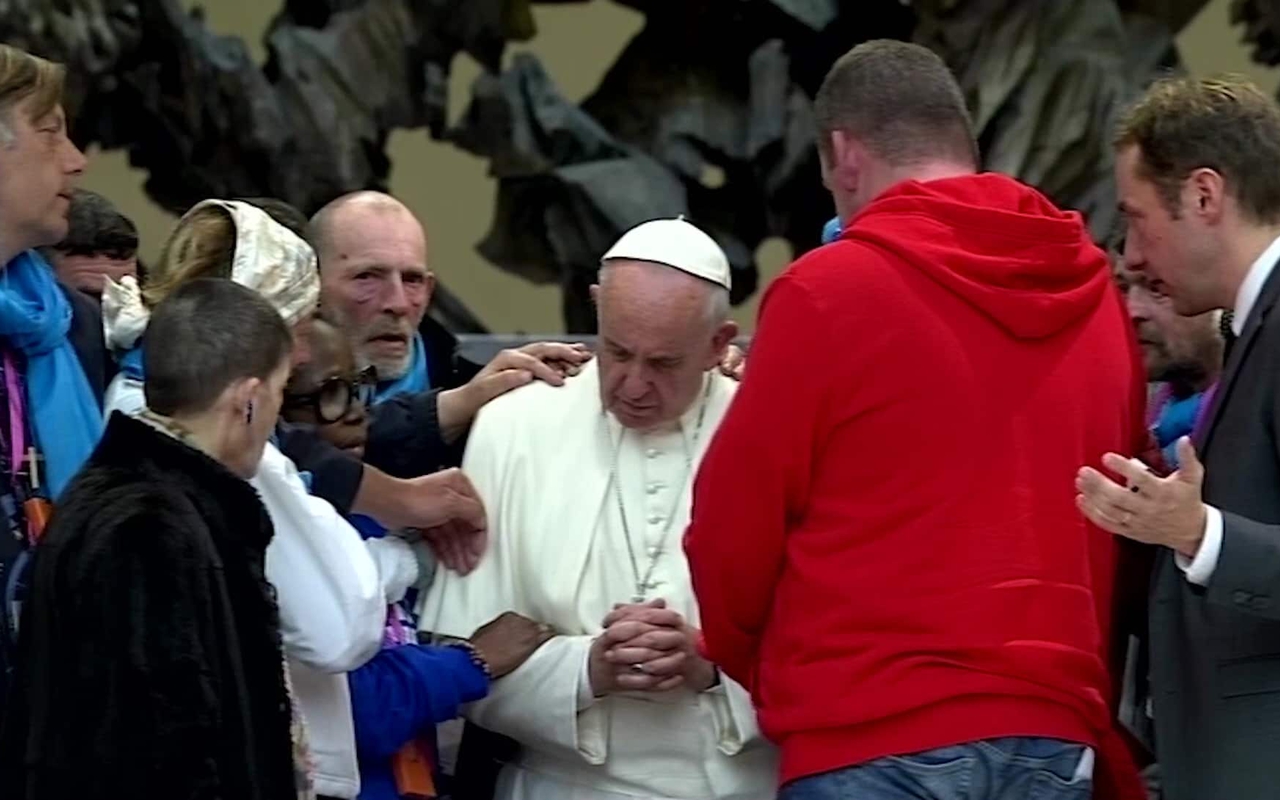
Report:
845,173,1111,339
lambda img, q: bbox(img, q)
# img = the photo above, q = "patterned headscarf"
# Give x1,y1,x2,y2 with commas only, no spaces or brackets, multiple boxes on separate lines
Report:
103,199,320,350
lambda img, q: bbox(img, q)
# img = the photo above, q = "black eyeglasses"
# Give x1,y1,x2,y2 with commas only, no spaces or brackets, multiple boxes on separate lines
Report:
284,366,377,424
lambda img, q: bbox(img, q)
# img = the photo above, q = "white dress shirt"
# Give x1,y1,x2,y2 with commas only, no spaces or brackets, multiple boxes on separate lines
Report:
1178,233,1280,585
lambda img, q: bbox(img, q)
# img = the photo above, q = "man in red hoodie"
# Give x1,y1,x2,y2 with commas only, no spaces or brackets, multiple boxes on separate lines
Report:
684,40,1147,800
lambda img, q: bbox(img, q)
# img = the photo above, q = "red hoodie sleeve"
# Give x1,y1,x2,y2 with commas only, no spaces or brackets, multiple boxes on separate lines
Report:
1094,284,1156,800
685,273,828,688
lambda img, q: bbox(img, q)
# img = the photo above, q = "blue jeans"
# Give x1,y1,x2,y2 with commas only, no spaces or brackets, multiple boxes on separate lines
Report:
779,737,1092,800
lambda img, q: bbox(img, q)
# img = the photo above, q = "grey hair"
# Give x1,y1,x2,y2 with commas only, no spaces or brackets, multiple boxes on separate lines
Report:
706,283,730,325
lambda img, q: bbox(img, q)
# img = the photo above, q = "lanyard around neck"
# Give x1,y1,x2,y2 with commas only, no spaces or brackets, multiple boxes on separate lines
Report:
2,350,25,481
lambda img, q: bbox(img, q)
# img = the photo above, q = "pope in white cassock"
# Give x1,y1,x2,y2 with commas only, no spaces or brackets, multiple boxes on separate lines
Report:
420,218,777,800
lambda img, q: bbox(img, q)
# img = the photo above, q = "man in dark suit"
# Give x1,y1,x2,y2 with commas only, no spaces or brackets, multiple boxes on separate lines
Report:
1077,75,1280,800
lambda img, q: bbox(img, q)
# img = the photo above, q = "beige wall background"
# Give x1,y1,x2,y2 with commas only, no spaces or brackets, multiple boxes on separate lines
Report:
78,0,1279,334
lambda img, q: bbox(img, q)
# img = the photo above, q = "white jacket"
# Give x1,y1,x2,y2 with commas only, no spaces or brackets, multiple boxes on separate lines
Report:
105,374,419,798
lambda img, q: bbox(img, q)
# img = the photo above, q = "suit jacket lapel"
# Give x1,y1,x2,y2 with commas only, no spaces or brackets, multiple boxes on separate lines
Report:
1200,258,1280,454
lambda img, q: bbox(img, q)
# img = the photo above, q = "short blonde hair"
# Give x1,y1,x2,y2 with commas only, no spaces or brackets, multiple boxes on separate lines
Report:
144,205,237,308
0,44,65,128
1115,75,1280,223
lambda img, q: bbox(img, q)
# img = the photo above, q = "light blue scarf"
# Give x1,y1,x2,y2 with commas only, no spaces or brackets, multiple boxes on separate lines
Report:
821,216,843,244
118,342,144,382
0,251,102,498
373,332,429,405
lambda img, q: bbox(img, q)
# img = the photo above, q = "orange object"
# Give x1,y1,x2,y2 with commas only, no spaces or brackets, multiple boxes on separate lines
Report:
23,496,51,544
391,738,437,799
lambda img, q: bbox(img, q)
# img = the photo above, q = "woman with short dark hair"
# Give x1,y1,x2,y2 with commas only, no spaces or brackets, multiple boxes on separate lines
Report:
0,279,306,800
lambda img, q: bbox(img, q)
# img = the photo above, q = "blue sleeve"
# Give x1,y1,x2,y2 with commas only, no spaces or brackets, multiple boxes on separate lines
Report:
348,644,490,762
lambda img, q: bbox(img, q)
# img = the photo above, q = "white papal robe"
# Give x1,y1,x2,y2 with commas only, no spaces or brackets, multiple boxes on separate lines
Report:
419,359,777,800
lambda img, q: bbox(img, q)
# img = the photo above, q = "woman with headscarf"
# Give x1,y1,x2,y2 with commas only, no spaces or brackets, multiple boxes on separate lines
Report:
1,279,304,799
100,199,425,800
103,199,322,412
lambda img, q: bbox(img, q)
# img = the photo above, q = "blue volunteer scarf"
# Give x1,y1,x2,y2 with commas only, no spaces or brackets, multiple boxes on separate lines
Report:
0,251,102,498
1153,391,1205,470
373,332,429,405
119,342,145,381
821,216,843,244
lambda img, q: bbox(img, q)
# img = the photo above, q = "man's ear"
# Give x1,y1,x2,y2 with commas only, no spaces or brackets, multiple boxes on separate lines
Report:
229,377,264,423
706,320,739,368
1186,167,1226,224
714,320,739,349
421,269,438,311
589,284,600,305
828,130,862,194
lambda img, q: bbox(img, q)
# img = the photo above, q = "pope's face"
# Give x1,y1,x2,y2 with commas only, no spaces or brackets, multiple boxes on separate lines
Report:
594,260,732,430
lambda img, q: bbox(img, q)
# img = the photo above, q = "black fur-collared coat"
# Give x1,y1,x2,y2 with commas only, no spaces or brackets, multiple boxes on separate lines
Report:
0,412,298,800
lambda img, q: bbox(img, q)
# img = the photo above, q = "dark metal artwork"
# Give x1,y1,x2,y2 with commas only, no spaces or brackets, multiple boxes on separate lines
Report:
0,0,1211,331
1232,0,1280,66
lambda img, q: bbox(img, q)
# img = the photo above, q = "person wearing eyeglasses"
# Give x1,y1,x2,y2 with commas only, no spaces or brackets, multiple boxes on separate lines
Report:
102,199,467,800
282,317,556,800
282,330,378,459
